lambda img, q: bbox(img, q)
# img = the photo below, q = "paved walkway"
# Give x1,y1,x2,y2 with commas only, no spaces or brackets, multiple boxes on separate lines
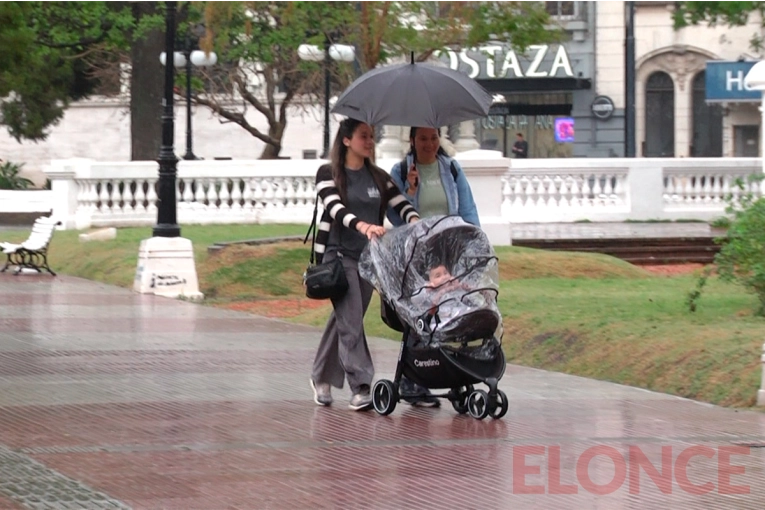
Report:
0,273,763,509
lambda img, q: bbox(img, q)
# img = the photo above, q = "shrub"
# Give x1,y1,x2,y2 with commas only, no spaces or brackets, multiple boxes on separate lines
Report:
0,161,33,190
689,175,765,315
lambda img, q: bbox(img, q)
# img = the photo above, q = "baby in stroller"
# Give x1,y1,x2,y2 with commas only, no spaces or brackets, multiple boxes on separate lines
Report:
358,215,508,419
411,261,494,343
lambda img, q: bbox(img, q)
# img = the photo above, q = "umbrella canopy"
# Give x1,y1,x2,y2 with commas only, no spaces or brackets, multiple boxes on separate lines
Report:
331,60,492,128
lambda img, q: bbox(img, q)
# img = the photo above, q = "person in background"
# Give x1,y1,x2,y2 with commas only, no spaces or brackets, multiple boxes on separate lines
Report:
388,126,480,406
311,118,419,411
512,132,528,158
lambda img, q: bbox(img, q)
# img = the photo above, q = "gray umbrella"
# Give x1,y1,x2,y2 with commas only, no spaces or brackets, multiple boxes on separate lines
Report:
331,59,492,128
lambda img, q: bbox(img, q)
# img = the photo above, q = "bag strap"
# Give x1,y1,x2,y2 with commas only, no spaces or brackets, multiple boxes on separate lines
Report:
303,194,320,265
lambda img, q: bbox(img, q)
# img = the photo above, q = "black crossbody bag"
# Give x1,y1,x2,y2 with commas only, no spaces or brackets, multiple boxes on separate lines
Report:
303,195,348,300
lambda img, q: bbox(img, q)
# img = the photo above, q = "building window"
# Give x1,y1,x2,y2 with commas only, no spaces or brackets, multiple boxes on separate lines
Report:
545,1,578,20
644,71,675,157
691,71,722,157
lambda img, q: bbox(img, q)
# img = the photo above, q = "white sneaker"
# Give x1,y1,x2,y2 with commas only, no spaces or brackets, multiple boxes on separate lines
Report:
310,379,332,406
349,386,372,411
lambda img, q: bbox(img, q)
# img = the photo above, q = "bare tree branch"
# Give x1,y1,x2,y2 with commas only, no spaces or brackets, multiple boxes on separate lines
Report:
232,73,276,124
193,93,280,147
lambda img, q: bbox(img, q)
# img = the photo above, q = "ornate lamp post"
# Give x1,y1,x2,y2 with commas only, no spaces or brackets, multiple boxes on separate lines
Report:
298,40,355,158
134,0,203,300
154,0,181,238
160,28,217,161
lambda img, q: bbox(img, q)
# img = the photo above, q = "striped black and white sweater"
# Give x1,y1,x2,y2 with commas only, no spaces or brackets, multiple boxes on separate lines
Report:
315,164,419,263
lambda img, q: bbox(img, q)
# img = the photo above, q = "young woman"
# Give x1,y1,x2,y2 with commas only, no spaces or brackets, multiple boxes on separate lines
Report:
388,126,481,407
311,118,419,411
388,126,480,227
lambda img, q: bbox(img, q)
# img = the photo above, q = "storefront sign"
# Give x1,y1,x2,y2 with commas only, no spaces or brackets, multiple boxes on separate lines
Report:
437,44,575,80
481,115,555,131
705,61,760,102
591,96,615,120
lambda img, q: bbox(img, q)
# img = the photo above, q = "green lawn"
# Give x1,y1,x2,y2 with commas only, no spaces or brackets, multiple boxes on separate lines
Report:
4,224,763,408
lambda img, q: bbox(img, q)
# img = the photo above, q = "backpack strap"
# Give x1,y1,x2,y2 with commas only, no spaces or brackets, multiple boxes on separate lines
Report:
449,160,458,181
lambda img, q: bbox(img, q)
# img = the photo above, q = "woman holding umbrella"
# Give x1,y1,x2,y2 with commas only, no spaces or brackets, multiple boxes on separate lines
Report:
387,127,480,407
388,126,480,228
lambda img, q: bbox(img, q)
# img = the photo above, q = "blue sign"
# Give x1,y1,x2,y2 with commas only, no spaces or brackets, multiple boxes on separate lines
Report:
705,61,760,102
554,117,575,143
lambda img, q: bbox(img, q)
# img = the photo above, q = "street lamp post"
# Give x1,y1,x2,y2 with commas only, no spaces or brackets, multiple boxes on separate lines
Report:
154,1,181,238
298,40,355,158
624,1,636,158
134,0,203,300
160,31,217,161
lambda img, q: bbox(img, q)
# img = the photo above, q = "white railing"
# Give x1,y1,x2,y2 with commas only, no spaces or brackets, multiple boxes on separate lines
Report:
662,164,761,209
502,165,629,222
34,154,764,241
44,159,321,230
503,157,762,223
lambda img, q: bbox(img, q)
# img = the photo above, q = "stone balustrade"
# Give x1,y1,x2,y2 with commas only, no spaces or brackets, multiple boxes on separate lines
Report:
28,153,763,246
504,157,762,223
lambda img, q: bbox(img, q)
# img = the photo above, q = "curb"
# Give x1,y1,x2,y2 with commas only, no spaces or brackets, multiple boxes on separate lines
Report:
207,235,304,254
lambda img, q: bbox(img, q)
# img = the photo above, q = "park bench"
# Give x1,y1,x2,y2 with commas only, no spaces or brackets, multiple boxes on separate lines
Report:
0,216,61,276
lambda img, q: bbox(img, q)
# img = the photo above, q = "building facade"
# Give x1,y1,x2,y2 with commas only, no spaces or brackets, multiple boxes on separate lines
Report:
378,2,615,160
597,1,764,158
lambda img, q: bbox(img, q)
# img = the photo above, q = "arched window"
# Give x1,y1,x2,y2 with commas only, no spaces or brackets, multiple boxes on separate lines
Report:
644,71,675,157
691,71,723,157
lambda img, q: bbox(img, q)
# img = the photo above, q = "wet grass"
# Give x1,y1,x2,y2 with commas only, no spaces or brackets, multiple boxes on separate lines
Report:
499,274,763,407
3,224,763,408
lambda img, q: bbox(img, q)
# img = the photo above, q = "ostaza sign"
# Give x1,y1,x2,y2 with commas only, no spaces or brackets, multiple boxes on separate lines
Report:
437,44,574,79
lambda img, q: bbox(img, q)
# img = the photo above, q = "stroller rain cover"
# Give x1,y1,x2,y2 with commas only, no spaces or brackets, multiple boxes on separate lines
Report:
359,216,503,345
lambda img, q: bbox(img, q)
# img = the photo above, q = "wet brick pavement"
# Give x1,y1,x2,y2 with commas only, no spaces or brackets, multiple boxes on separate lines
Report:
0,272,764,509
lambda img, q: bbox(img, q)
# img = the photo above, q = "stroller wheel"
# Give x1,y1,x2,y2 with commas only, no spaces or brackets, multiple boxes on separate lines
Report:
467,389,490,420
450,385,473,414
372,380,398,416
490,390,508,419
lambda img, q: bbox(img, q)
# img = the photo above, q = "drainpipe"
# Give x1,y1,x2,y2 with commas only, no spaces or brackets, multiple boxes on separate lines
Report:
625,1,636,157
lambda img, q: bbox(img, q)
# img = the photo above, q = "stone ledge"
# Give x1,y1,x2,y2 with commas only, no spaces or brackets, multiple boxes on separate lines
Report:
207,235,304,254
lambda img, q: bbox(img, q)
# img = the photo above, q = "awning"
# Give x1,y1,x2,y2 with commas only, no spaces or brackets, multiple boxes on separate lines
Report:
487,92,575,116
477,77,591,93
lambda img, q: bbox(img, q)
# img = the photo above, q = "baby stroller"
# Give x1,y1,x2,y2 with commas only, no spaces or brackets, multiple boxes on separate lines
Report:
359,215,507,420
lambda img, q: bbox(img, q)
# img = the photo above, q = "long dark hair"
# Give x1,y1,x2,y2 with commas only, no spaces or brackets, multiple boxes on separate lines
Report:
408,126,449,159
330,118,391,222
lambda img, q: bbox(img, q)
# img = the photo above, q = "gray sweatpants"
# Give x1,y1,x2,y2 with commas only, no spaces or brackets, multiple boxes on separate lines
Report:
311,252,374,395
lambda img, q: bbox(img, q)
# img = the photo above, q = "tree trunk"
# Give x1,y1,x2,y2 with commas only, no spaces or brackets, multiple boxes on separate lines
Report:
258,121,286,159
130,2,165,161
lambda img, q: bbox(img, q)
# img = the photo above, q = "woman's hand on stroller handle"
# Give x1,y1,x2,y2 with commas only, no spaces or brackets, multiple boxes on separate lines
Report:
357,221,385,240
